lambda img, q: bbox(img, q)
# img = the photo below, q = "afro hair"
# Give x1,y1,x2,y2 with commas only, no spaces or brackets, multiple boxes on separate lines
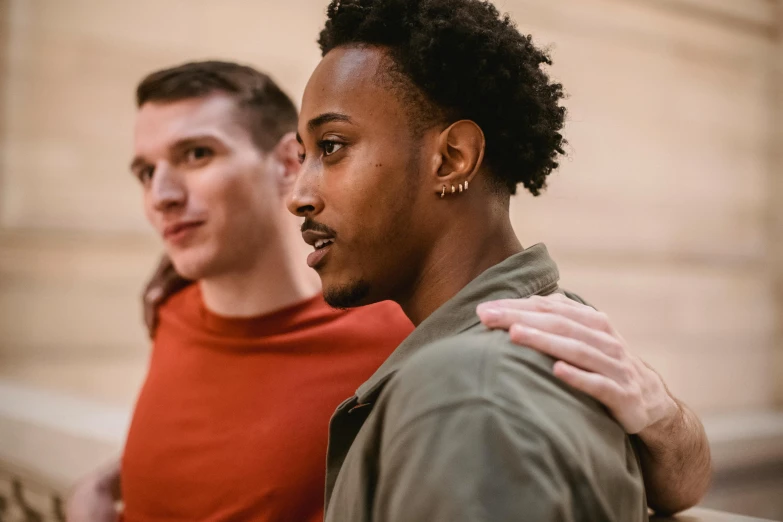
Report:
318,0,567,196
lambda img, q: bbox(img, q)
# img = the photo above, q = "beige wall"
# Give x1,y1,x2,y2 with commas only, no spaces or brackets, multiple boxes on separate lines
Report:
0,0,780,414
772,0,783,406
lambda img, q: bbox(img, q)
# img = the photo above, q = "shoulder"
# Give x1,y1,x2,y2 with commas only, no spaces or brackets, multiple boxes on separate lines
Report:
381,325,631,462
382,327,556,419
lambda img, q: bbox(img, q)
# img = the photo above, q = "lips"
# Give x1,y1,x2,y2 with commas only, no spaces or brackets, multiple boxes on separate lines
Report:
301,228,336,269
163,220,205,242
302,229,335,248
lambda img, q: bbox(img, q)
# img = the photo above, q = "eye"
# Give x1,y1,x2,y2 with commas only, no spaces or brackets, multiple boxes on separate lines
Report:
185,146,214,163
137,166,154,184
320,140,344,156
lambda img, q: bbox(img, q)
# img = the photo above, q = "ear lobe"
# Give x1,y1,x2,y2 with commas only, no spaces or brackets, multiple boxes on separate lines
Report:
273,132,302,191
434,120,485,195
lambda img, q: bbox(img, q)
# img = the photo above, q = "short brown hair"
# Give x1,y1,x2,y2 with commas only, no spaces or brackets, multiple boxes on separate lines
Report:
136,61,298,151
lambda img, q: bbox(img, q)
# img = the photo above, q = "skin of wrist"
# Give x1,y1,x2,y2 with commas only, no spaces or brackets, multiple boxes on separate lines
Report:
637,396,684,455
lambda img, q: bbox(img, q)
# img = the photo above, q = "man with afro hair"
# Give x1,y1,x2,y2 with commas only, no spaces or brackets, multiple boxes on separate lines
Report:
290,0,705,520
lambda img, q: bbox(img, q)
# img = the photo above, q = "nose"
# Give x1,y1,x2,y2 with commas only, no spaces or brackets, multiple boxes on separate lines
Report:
150,163,186,212
287,163,324,217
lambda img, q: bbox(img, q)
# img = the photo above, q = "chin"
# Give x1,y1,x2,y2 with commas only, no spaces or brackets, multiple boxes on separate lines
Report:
167,249,219,281
323,278,372,309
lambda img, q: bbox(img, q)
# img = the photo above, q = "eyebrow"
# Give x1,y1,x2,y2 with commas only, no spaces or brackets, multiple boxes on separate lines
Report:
129,155,150,174
307,112,353,132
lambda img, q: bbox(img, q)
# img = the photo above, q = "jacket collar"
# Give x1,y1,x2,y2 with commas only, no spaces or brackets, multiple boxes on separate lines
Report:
355,243,560,404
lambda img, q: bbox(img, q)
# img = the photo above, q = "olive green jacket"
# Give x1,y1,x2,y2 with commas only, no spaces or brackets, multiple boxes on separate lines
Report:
324,244,648,522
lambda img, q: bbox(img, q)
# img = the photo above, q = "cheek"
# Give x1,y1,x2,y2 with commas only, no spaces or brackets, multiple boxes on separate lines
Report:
200,166,271,233
142,191,158,228
194,161,249,208
339,150,409,218
345,178,412,254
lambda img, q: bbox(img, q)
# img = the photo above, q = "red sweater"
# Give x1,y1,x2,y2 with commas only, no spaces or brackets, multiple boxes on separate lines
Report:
121,285,413,522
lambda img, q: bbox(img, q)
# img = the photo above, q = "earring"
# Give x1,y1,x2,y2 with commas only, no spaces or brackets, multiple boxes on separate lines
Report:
440,185,446,198
451,185,455,194
459,183,464,193
464,180,469,190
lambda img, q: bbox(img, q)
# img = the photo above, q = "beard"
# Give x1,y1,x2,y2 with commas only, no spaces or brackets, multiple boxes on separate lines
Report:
323,278,372,309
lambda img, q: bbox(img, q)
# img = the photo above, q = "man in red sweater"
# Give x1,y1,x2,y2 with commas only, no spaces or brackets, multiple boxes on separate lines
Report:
67,61,708,522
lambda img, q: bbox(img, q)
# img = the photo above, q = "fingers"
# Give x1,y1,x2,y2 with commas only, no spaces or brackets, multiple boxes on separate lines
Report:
481,305,625,360
478,295,657,434
509,324,624,379
554,361,650,434
552,361,624,411
478,294,614,335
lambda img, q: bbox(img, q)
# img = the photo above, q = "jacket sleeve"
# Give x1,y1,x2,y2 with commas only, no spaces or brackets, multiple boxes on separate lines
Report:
373,400,581,522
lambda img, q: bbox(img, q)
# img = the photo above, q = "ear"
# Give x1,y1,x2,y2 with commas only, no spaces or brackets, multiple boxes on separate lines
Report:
271,132,301,195
432,120,485,197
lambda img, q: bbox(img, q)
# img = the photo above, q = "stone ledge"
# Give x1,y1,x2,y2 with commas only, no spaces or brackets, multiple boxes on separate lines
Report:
705,410,783,473
653,507,776,521
0,380,128,490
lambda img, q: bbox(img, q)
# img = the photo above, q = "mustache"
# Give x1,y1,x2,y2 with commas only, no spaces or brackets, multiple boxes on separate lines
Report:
301,218,337,237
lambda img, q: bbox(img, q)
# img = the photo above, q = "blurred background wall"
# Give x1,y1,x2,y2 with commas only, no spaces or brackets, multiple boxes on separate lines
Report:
0,0,781,519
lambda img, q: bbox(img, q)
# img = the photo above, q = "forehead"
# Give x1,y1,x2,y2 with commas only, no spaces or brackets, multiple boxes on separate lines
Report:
134,93,246,152
300,46,407,131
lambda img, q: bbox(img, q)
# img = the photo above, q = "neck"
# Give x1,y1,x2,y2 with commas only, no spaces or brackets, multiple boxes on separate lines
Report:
200,214,321,318
398,198,522,326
